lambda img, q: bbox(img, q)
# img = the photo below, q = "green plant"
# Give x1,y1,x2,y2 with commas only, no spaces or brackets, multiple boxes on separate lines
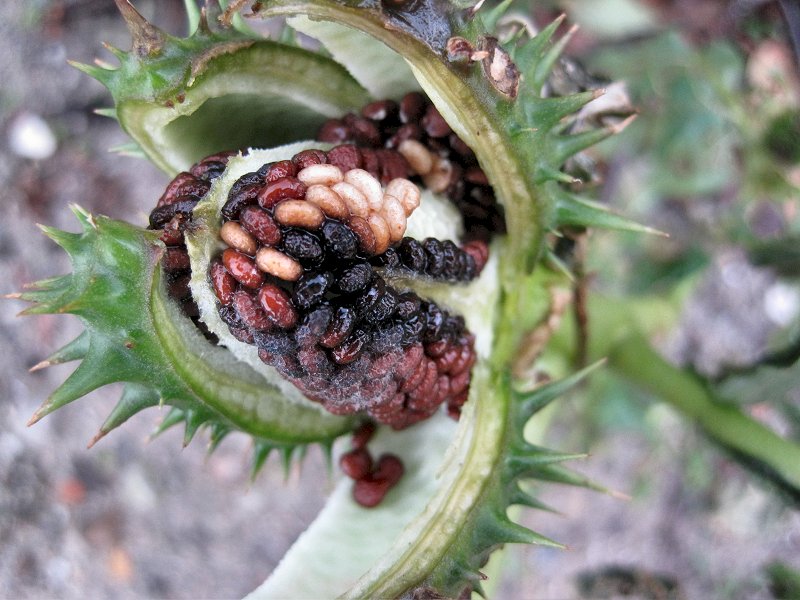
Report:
10,0,800,597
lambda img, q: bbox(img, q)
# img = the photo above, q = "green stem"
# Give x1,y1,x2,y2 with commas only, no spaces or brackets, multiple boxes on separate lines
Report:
608,331,800,495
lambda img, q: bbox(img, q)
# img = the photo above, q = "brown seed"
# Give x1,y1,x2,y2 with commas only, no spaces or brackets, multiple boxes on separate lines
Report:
340,448,373,480
367,214,391,255
317,119,350,144
399,92,426,123
240,206,282,246
399,356,430,393
352,421,377,449
343,113,381,146
210,260,236,305
374,454,404,485
361,99,398,122
305,185,350,221
222,248,264,289
157,172,209,207
353,477,391,508
461,240,489,274
265,160,297,182
163,247,190,272
386,123,423,149
348,216,377,255
292,149,328,169
273,199,325,229
449,370,471,395
257,284,298,329
232,290,273,331
398,139,434,175
421,104,452,138
220,221,257,255
465,166,489,186
255,247,303,281
257,177,307,209
376,149,410,184
331,330,367,365
326,144,363,172
331,182,370,218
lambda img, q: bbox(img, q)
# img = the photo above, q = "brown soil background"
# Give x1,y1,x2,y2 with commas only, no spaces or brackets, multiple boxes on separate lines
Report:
1,2,798,599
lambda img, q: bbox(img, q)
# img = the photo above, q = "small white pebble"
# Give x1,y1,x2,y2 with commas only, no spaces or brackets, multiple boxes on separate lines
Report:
305,184,350,220
381,196,407,242
398,139,434,175
297,164,344,186
256,247,303,281
385,178,420,216
423,157,453,194
273,199,325,229
9,112,57,160
368,213,391,254
220,221,257,255
331,182,370,218
344,168,383,211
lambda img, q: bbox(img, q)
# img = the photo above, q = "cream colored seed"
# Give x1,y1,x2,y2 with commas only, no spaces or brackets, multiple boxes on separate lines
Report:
220,221,257,255
344,168,383,211
385,178,420,216
273,199,325,229
423,157,453,194
256,247,303,281
297,164,344,186
380,196,407,243
398,139,434,175
368,213,391,255
331,182,370,218
305,185,350,220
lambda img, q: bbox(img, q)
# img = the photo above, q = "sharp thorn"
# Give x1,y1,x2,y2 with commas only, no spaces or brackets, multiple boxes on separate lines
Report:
28,360,52,373
3,293,22,299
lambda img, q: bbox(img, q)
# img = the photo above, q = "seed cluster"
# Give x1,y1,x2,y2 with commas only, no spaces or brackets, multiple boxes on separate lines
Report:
339,422,405,507
208,147,481,429
318,92,506,242
148,151,235,333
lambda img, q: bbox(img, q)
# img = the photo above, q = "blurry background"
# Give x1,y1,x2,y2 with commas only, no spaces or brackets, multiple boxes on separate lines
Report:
1,1,799,598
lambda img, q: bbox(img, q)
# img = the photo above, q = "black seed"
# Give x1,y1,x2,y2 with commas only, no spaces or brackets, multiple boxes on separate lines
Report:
149,197,199,228
321,220,358,259
230,171,263,198
398,238,427,272
253,330,296,356
218,304,246,330
401,315,424,343
371,247,400,269
441,240,459,279
365,287,397,324
394,292,421,320
421,302,443,342
320,305,358,348
355,277,386,316
222,182,262,220
292,272,334,310
282,229,324,264
463,252,477,280
336,262,373,294
422,238,445,277
295,303,333,346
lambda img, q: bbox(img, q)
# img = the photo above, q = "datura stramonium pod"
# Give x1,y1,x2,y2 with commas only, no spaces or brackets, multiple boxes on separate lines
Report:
12,0,648,597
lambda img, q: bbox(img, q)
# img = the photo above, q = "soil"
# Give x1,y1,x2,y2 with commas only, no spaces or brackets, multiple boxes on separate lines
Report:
1,2,798,600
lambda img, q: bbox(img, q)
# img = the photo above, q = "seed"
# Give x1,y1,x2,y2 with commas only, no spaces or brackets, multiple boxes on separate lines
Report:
254,329,297,357
422,238,445,277
401,315,424,343
344,169,383,211
385,178,421,216
255,247,303,281
239,206,282,246
210,260,236,305
292,149,328,169
372,246,400,269
282,230,324,264
157,172,210,207
321,220,358,259
340,448,373,480
365,287,397,324
292,271,333,310
149,197,198,229
331,328,369,364
264,160,298,182
297,345,333,378
380,196,407,242
421,104,452,138
361,99,398,122
352,476,391,508
221,182,262,221
220,221,257,255
159,218,185,246
441,240,459,279
449,132,476,161
335,262,373,294
258,284,298,329
394,293,421,319
352,421,377,448
461,240,489,274
355,277,385,315
232,289,273,331
386,123,423,149
398,238,427,272
368,214,391,255
398,139,434,175
449,370,470,395
297,164,344,186
374,454,404,485
257,177,307,209
295,303,333,347
399,91,426,123
370,322,404,352
191,150,235,178
317,119,350,144
343,113,381,146
273,199,325,229
305,185,350,220
167,273,191,301
422,157,454,193
331,182,369,218
360,148,380,178
222,248,264,288
320,305,357,348
377,149,410,184
326,144,363,172
348,216,377,254
163,247,190,273
465,166,489,186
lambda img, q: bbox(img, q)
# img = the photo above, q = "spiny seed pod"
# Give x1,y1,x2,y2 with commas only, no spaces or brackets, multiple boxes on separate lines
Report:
11,2,650,599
